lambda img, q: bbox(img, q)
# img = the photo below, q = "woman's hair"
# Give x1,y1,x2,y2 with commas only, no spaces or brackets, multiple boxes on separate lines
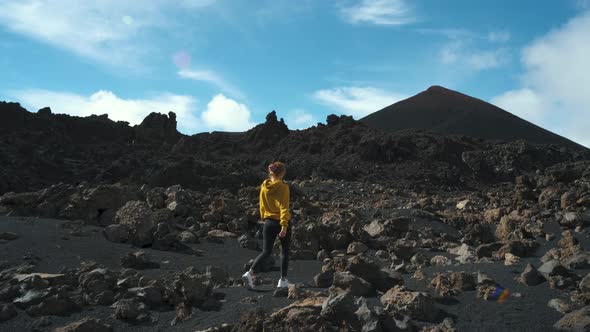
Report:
268,161,286,177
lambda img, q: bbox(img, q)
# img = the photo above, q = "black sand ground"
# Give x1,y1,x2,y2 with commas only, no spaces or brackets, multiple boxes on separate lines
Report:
1,216,589,331
0,216,321,331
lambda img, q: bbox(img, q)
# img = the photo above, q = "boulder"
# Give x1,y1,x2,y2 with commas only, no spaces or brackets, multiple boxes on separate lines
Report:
320,291,359,325
518,263,545,286
314,269,335,288
115,201,155,246
26,294,79,317
538,260,570,278
355,297,382,332
380,285,439,322
113,298,148,321
103,224,129,243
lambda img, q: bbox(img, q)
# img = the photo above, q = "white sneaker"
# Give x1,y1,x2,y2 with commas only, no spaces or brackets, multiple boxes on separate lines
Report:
242,271,254,289
277,278,289,288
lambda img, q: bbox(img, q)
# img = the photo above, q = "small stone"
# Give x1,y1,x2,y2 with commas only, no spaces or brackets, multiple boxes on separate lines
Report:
375,250,390,259
347,242,368,255
113,299,145,321
548,298,572,314
579,273,590,292
456,199,470,210
363,221,385,237
121,251,159,269
0,232,19,241
412,269,425,281
178,231,198,244
504,253,520,266
238,235,258,250
430,255,449,266
208,230,237,239
317,250,330,261
273,287,288,298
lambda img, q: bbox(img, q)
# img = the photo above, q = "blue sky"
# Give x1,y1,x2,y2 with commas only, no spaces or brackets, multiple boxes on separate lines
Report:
0,0,589,147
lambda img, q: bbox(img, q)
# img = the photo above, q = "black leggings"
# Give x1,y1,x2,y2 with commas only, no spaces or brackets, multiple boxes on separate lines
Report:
250,218,291,277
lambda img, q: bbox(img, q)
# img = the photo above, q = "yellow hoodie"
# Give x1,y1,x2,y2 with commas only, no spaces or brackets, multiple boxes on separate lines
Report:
259,179,291,230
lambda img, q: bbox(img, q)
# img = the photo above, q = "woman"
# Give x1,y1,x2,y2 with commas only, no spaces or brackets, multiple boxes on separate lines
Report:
242,161,292,289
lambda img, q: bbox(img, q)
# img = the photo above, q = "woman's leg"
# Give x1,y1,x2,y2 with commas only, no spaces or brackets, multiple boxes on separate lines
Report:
279,225,292,278
250,219,280,273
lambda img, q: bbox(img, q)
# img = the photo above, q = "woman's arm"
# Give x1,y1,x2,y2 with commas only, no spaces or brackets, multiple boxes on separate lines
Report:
259,185,266,220
278,184,291,230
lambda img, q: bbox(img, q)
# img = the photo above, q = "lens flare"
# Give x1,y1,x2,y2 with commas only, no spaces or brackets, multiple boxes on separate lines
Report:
489,285,510,303
173,51,191,69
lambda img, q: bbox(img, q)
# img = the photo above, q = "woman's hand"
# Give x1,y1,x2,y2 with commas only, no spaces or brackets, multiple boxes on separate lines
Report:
279,228,287,238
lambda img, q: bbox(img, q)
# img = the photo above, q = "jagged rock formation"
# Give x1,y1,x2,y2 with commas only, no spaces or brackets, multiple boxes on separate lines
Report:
1,101,589,195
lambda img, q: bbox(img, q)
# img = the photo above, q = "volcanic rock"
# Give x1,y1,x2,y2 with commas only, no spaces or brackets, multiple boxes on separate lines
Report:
0,303,17,322
103,224,129,243
238,234,259,250
579,273,590,292
53,317,113,332
333,271,374,296
518,263,546,286
381,285,439,322
347,242,369,255
320,291,359,325
553,305,590,331
548,299,573,314
0,232,18,241
26,294,79,317
120,251,160,269
115,201,155,246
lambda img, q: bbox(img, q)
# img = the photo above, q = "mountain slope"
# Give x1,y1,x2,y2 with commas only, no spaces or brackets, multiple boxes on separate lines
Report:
360,85,584,149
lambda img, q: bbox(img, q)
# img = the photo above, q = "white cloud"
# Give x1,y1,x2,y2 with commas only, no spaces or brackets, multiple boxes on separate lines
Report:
286,109,316,129
491,11,590,148
441,40,508,70
488,30,511,43
491,89,549,124
201,94,256,131
341,0,415,26
313,86,407,118
0,0,215,67
7,89,202,134
178,69,244,99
